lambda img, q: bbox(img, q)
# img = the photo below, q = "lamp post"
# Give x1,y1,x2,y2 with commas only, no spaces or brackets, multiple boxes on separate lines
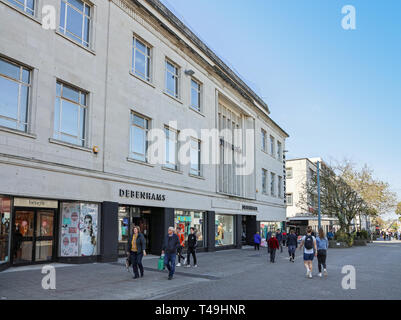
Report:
317,160,321,231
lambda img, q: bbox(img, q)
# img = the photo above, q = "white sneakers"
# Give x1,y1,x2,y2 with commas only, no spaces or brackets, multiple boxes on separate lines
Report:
318,273,322,277
176,263,181,267
324,269,328,276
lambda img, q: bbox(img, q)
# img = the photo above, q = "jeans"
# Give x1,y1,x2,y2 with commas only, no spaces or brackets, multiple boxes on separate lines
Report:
269,248,276,262
288,245,296,259
177,246,185,263
164,252,176,277
130,251,144,277
186,247,197,265
317,249,327,272
254,243,260,250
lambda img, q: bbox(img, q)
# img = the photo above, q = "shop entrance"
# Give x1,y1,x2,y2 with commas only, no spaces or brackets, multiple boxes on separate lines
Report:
12,209,56,265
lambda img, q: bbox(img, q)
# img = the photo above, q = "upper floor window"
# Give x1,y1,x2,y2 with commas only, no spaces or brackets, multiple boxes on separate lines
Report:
286,167,293,179
132,37,151,82
262,169,267,194
164,126,178,170
6,0,34,15
278,176,283,198
261,129,267,152
270,135,275,157
165,60,179,98
0,57,30,132
286,193,293,206
54,81,87,146
190,138,201,176
59,0,91,48
270,172,276,196
277,141,282,160
130,112,149,162
190,79,201,112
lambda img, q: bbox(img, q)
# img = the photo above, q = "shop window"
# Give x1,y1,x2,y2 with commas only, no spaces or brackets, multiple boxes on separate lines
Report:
174,210,205,248
0,196,11,264
60,202,99,257
215,214,234,246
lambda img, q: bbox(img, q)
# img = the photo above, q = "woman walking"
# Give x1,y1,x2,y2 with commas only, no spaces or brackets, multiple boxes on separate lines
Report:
299,226,317,279
316,228,328,277
127,226,147,279
267,233,280,263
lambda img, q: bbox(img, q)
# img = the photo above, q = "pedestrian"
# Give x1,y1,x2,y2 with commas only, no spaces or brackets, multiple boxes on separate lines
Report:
316,228,328,277
287,229,297,262
267,233,280,263
299,226,317,279
162,226,180,280
127,225,146,279
176,226,187,267
327,229,334,240
276,229,283,253
282,231,287,247
186,227,198,268
254,231,261,251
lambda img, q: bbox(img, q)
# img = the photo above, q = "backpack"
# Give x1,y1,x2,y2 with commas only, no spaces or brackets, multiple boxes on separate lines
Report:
304,235,314,250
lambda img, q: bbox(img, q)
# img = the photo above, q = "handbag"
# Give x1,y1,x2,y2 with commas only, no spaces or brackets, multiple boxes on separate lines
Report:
157,255,165,271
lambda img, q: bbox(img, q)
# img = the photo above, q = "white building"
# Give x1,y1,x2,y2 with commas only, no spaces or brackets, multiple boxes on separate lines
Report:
0,0,288,269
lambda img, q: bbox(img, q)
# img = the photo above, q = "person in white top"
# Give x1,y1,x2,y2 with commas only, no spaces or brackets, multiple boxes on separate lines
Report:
299,226,317,279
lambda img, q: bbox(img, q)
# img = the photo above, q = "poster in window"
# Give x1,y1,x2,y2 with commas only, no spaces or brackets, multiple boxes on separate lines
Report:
79,204,98,256
60,203,80,256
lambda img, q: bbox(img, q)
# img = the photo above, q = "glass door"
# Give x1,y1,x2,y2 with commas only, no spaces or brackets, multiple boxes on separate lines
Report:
35,210,54,262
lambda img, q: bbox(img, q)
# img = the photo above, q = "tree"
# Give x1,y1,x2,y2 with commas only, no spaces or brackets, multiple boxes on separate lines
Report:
396,202,401,216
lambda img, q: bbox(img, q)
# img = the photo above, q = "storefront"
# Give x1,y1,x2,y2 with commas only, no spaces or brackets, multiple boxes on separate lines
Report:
215,214,235,248
174,210,206,248
0,196,11,270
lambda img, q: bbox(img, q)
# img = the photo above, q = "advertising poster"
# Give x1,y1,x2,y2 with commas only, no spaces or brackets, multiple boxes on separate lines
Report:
61,203,80,256
79,203,98,256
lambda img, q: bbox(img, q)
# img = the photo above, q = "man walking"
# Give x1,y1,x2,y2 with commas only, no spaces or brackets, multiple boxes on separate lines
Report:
254,231,261,251
267,233,280,263
299,226,317,279
287,229,298,262
276,229,283,253
186,227,198,267
162,227,180,280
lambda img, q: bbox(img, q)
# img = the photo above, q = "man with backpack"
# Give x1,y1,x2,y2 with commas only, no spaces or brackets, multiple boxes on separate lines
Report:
186,227,198,268
299,226,317,279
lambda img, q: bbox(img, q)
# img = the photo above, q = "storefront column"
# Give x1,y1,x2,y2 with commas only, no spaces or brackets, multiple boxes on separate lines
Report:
99,201,118,262
206,211,215,252
235,215,242,249
245,215,258,245
150,207,174,254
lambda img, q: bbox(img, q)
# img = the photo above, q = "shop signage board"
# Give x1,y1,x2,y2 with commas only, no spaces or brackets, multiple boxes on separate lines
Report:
14,198,58,208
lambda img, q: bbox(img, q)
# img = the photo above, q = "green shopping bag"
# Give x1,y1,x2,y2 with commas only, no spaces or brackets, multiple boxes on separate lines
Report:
157,255,165,271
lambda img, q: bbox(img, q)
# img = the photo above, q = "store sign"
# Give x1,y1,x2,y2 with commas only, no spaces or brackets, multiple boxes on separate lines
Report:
119,189,166,201
242,205,258,211
177,216,192,222
14,198,58,208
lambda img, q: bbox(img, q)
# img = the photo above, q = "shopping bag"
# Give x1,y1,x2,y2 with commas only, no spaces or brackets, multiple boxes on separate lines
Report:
157,255,165,271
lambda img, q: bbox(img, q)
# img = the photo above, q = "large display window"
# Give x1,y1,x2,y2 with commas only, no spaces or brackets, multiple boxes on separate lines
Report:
215,214,235,246
0,196,11,264
60,202,99,257
174,210,205,247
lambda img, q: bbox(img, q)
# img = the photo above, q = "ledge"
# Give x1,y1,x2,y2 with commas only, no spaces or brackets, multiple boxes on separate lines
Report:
49,138,92,153
129,71,155,88
127,157,154,167
189,106,205,117
0,126,37,139
161,166,182,174
55,31,96,55
189,173,205,180
163,91,183,104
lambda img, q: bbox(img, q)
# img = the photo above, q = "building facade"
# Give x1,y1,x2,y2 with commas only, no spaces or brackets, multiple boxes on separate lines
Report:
0,0,288,270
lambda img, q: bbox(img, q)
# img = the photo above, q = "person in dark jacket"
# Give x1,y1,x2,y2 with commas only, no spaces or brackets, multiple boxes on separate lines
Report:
254,232,261,250
267,233,280,263
276,229,283,253
127,226,146,279
287,229,298,262
186,227,198,267
162,226,180,280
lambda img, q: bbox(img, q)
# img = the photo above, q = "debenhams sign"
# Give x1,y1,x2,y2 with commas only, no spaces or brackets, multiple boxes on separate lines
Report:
119,189,166,201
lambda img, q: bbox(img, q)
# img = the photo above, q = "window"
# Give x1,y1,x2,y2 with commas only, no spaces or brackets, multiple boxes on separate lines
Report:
270,135,275,157
6,0,35,15
277,141,282,160
190,138,201,176
132,37,151,82
129,112,149,162
261,129,267,152
215,214,234,246
164,126,178,170
174,210,205,248
270,172,275,196
59,0,91,47
165,60,179,98
286,167,293,179
0,196,11,264
262,169,267,194
286,193,293,206
278,176,283,198
54,81,87,146
190,79,201,112
0,57,30,132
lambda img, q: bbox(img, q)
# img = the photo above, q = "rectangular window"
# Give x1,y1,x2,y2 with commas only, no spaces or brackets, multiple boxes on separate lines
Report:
278,176,283,198
0,57,30,132
190,138,201,176
165,60,179,98
164,126,178,170
174,210,206,248
0,196,11,264
262,169,267,194
286,193,293,206
270,135,275,157
132,37,151,82
59,0,91,47
190,79,201,112
129,112,149,162
277,141,282,160
6,0,35,15
54,81,87,146
270,172,275,196
286,167,293,179
261,129,266,152
215,214,234,247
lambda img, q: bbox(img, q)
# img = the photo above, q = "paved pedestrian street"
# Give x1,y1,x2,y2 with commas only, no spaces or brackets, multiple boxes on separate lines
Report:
1,241,400,300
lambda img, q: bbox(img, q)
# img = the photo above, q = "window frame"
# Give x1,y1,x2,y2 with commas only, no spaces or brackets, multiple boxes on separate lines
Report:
286,167,293,179
261,129,267,152
129,111,150,163
262,168,267,194
132,36,152,83
270,172,276,197
190,137,201,176
165,59,180,99
164,125,179,171
277,141,282,160
278,175,283,198
286,193,293,206
4,0,35,16
190,78,201,112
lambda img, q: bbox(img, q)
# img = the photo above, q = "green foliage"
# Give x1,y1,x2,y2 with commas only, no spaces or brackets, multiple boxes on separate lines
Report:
359,230,369,240
334,230,354,246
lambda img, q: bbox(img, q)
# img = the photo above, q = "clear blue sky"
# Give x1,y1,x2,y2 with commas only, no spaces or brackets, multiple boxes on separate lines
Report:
161,0,401,217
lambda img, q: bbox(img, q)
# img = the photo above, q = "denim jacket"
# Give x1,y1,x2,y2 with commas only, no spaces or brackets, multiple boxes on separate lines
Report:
316,236,328,250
